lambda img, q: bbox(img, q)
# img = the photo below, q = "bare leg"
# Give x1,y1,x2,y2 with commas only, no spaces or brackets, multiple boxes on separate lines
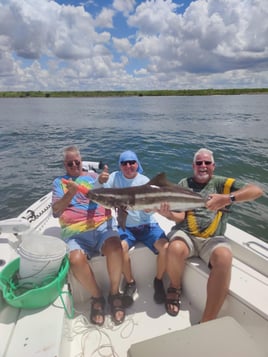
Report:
102,236,125,323
121,240,134,283
201,247,232,322
167,238,189,288
69,250,101,297
154,238,168,280
166,238,189,315
152,238,169,304
69,250,104,325
102,236,123,295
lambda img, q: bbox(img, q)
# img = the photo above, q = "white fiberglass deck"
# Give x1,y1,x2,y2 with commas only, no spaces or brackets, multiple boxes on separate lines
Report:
0,195,268,357
61,281,200,356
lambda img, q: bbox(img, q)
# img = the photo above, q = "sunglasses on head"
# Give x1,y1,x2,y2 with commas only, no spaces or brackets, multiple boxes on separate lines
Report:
66,160,81,168
195,160,213,166
121,160,137,166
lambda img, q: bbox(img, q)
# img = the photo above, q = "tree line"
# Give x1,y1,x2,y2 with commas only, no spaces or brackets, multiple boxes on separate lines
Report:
0,88,268,98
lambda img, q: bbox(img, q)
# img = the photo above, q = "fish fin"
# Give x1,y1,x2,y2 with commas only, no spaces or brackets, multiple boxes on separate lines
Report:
147,172,175,187
117,206,128,231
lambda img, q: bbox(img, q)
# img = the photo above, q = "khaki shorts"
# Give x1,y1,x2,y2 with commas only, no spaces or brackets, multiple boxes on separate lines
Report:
168,229,231,266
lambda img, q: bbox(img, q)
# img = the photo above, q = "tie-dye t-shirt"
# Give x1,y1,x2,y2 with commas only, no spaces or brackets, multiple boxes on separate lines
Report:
52,174,112,240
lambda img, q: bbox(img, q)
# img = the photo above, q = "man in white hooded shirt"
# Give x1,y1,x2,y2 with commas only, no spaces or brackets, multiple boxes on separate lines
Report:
104,150,168,308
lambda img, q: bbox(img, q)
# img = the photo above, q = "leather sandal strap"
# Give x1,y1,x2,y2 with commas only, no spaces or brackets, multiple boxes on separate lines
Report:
91,295,105,306
167,287,181,294
108,293,125,325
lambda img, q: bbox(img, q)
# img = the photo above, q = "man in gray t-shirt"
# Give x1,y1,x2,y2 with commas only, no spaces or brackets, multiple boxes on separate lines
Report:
158,148,263,322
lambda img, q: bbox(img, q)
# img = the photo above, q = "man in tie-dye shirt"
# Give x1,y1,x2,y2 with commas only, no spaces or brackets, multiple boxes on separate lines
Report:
52,146,125,326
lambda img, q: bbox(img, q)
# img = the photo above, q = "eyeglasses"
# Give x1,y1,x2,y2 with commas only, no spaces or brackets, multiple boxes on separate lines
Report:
66,160,81,168
121,160,137,166
195,161,213,166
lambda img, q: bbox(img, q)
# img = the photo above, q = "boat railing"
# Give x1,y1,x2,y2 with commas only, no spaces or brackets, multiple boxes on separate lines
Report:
243,241,268,259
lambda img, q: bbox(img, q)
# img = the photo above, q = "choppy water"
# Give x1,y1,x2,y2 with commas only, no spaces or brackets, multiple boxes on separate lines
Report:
0,95,267,242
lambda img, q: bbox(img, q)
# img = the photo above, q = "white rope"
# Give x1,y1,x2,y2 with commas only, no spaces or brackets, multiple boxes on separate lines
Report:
65,312,137,357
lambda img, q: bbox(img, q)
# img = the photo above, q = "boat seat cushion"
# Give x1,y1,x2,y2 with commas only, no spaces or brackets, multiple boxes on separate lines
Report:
127,316,266,357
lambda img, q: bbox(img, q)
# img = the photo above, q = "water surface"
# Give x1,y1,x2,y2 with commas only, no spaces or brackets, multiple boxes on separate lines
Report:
0,95,267,241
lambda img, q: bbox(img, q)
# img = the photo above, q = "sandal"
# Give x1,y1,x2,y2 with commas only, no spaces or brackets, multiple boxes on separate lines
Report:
108,293,125,325
165,287,181,317
90,296,105,326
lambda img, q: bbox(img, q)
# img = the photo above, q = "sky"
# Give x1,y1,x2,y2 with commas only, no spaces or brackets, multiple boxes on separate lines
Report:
0,0,268,91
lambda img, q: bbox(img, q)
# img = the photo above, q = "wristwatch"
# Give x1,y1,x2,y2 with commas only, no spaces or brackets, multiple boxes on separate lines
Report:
229,194,236,203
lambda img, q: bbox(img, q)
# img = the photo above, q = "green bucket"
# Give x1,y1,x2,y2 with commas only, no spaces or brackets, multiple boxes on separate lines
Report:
0,255,70,309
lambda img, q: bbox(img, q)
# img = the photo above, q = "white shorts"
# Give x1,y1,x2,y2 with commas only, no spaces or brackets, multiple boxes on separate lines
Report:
168,229,231,266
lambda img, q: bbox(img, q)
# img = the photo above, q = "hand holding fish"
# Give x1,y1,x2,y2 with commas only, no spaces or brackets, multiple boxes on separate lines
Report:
206,193,231,211
54,179,83,217
157,202,172,217
62,179,81,195
157,202,186,222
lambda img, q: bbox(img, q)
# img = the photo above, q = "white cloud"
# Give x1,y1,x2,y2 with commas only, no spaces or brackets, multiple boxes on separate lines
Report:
0,0,267,91
113,0,136,15
94,7,115,28
113,37,132,53
128,0,178,35
127,0,268,78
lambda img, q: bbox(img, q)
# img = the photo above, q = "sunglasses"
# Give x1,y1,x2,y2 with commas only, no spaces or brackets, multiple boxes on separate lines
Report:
66,160,81,168
195,161,213,166
121,160,137,166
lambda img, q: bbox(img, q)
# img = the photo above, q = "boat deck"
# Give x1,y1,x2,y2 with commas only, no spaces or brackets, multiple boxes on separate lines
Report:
61,278,200,356
1,197,268,356
1,246,267,357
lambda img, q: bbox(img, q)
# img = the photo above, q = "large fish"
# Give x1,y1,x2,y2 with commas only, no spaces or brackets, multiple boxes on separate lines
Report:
87,172,206,229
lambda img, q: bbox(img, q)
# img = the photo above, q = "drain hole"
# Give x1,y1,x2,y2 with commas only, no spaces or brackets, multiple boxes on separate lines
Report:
0,259,6,267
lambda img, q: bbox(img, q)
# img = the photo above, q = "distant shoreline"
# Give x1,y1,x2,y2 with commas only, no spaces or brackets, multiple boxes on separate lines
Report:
0,88,268,98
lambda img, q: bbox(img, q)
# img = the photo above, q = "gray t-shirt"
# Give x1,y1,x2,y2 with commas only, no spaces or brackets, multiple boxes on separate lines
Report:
174,175,245,236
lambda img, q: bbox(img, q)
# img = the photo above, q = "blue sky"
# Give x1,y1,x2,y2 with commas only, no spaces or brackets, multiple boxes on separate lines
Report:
0,0,267,91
